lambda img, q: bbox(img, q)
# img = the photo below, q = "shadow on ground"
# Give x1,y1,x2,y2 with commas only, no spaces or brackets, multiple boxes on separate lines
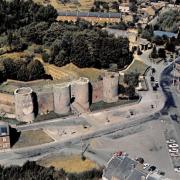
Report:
10,127,21,147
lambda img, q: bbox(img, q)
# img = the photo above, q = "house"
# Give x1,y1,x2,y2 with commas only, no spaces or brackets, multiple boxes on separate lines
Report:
119,5,130,13
153,31,178,38
141,6,156,16
138,38,152,51
0,121,10,150
102,152,170,180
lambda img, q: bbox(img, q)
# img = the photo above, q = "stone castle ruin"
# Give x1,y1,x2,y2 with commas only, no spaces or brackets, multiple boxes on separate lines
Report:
14,87,35,123
0,72,121,122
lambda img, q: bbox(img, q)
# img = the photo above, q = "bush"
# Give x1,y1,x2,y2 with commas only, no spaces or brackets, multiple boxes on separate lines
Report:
150,45,158,59
2,58,45,82
42,52,50,62
0,161,103,180
158,48,166,58
124,72,139,87
34,47,43,54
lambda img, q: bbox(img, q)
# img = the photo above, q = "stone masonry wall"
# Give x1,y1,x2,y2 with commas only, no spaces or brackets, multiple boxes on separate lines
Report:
0,93,15,113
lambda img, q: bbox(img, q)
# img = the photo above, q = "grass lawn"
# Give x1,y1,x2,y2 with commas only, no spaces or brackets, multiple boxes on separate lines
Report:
122,59,149,75
13,129,53,148
90,99,138,111
61,63,103,81
38,154,99,173
0,52,27,60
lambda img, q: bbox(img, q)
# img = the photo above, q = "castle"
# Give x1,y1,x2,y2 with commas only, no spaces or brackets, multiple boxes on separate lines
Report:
0,72,120,123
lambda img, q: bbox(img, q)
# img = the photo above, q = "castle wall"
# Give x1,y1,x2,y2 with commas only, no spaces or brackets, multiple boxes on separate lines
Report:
53,84,71,114
0,93,15,114
0,74,121,120
91,80,103,103
37,91,54,115
71,77,89,110
103,72,119,103
14,87,35,123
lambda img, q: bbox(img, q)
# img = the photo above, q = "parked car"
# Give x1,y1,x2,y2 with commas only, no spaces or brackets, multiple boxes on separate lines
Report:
170,153,179,157
166,139,176,144
169,148,178,153
151,68,156,74
143,163,150,170
150,76,155,82
155,81,159,87
174,167,180,173
169,143,179,148
153,86,157,91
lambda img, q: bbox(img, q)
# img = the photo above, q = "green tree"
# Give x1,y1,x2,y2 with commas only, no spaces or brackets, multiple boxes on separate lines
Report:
27,60,45,80
17,64,29,81
0,63,6,83
118,84,125,94
125,85,135,98
151,45,158,59
7,31,13,50
165,38,175,52
124,72,139,87
158,48,166,58
129,1,137,12
35,5,58,23
137,46,142,55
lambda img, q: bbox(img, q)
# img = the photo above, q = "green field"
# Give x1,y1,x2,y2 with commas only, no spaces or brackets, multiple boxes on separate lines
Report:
13,129,53,148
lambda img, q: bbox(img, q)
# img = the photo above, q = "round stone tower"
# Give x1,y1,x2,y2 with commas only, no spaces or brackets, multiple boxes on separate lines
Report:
71,77,89,110
14,87,35,123
103,72,119,103
53,83,71,115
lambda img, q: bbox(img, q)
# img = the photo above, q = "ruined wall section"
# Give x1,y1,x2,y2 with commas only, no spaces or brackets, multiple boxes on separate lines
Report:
14,87,35,123
91,80,103,103
71,77,89,110
37,89,54,115
103,72,119,103
0,93,15,114
53,83,71,114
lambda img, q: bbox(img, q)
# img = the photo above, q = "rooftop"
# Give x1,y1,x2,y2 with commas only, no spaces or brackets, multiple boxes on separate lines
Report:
154,31,177,38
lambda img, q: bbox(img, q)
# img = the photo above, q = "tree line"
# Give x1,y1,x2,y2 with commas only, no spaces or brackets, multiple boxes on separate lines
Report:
0,0,57,34
4,18,133,69
0,57,45,82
